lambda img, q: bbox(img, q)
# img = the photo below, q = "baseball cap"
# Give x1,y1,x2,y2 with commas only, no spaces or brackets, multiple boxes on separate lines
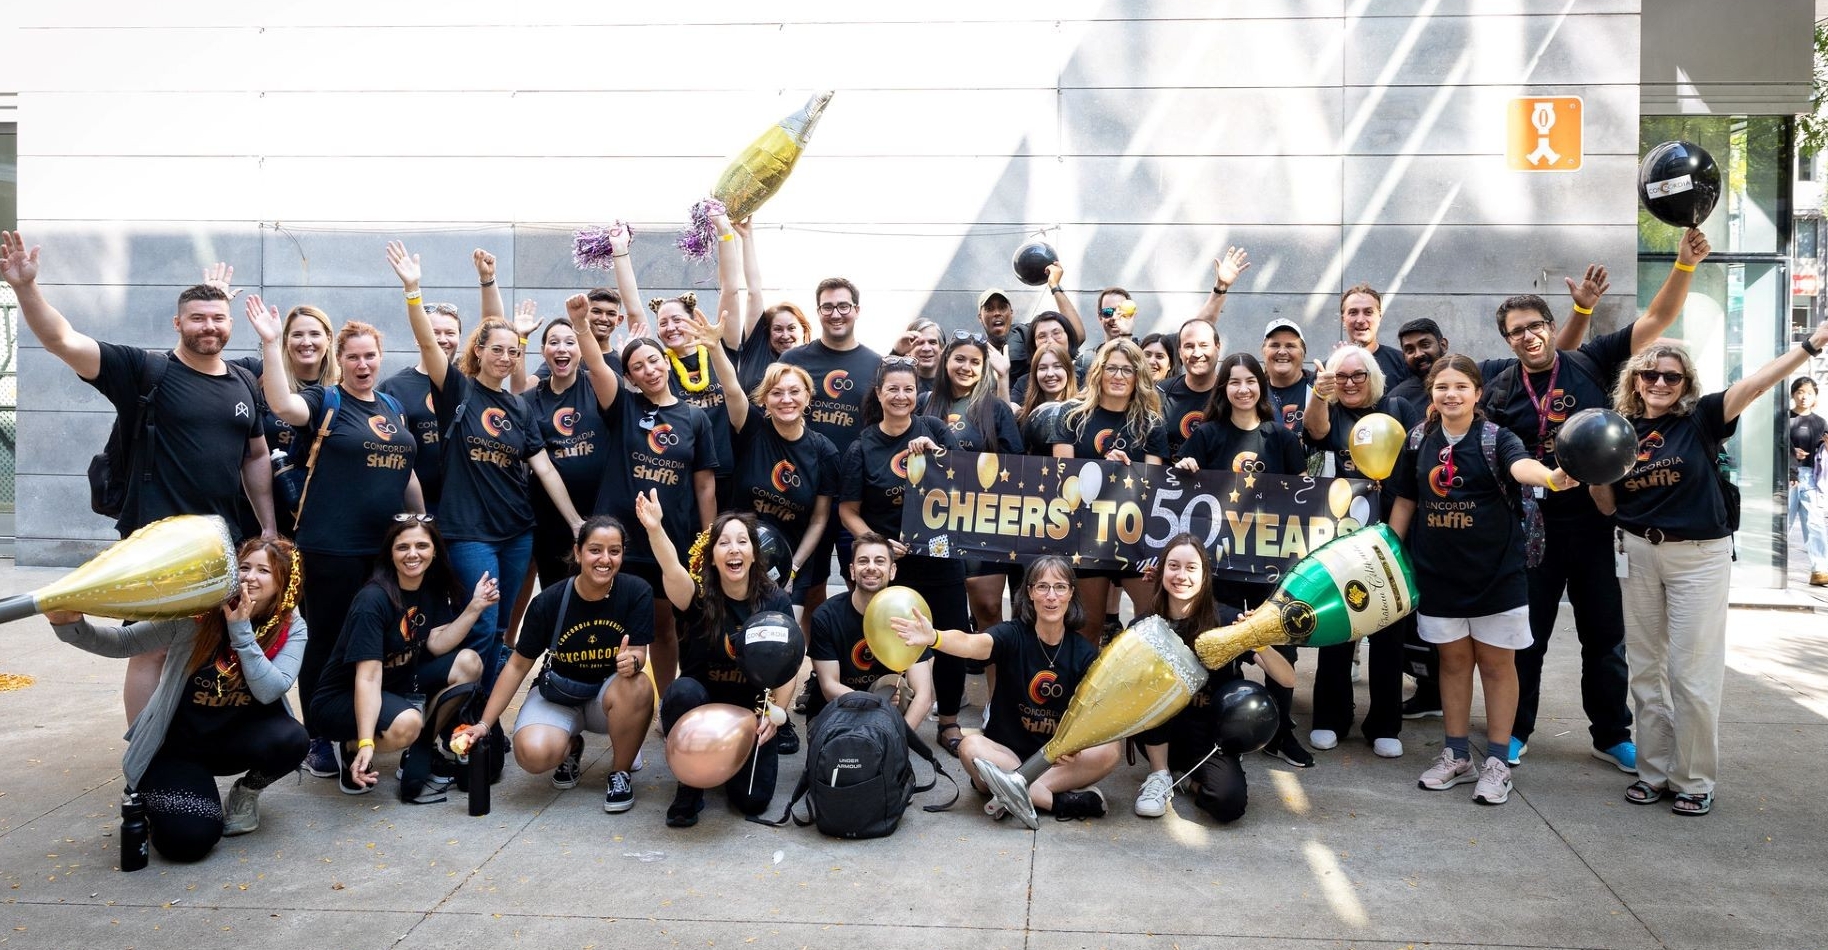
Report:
1264,318,1304,340
977,288,1011,311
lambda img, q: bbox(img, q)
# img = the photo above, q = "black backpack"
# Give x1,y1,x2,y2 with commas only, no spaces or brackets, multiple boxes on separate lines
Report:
426,681,508,790
88,350,262,518
754,692,956,838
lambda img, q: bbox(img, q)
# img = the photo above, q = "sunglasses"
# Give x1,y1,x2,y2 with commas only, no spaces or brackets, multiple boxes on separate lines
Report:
882,355,917,367
1099,307,1118,318
1636,370,1686,386
424,303,460,317
951,329,988,347
393,513,435,523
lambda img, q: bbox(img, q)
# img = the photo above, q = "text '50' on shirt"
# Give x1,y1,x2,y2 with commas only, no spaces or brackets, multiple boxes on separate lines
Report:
430,361,544,543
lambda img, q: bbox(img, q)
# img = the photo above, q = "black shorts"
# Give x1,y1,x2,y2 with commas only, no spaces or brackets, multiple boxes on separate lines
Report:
965,559,1022,580
309,649,462,741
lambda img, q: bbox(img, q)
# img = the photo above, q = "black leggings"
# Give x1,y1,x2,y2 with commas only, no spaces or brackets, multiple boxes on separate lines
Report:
895,554,971,717
298,551,375,736
138,713,308,862
659,677,777,815
1139,709,1249,824
1311,615,1408,741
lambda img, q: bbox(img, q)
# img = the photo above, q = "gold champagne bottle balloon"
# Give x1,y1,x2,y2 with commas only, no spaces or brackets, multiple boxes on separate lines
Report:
713,90,833,222
0,515,239,624
1194,523,1418,670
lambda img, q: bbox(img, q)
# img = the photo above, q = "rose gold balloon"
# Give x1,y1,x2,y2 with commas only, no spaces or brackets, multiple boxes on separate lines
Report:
665,703,759,788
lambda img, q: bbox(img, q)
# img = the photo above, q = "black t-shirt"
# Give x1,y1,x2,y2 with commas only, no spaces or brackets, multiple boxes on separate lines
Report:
232,355,310,467
1266,370,1315,437
1370,344,1410,386
1159,375,1218,461
732,416,841,549
734,334,777,398
527,375,610,514
293,385,416,556
515,576,656,684
429,362,545,543
920,394,1023,454
1789,410,1826,478
324,583,455,697
86,344,265,536
668,347,734,478
805,593,931,720
1020,402,1066,456
678,587,796,706
1312,396,1423,483
779,341,883,454
993,322,1034,383
1613,393,1737,540
1389,423,1533,617
981,620,1100,761
1178,418,1306,475
594,390,718,566
1386,375,1428,417
168,654,269,741
379,366,446,508
1482,325,1634,520
1049,402,1169,462
839,417,960,538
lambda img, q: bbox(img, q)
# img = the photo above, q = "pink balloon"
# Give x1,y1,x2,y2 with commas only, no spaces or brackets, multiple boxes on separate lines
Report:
665,703,759,788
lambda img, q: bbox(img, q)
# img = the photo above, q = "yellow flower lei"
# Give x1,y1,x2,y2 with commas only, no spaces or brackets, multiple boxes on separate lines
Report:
667,345,713,393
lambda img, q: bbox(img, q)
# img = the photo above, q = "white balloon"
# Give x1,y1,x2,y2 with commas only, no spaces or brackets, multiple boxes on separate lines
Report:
1079,462,1104,502
1349,496,1371,525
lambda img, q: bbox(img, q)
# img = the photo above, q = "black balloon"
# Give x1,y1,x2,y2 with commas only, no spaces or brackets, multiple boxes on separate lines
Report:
737,610,805,690
1213,680,1279,756
1553,408,1639,486
755,522,793,586
1639,141,1720,228
1011,241,1059,286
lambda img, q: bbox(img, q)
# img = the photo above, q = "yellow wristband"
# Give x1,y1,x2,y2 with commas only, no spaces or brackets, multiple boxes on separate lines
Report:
1673,261,1696,273
931,629,943,651
357,738,375,749
519,336,529,346
405,292,423,303
1571,303,1593,315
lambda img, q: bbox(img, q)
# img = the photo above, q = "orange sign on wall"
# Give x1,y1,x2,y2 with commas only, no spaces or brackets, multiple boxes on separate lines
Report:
1507,97,1582,171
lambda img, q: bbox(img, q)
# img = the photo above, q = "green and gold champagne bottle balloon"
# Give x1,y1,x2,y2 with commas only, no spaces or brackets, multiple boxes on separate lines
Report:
1194,523,1418,670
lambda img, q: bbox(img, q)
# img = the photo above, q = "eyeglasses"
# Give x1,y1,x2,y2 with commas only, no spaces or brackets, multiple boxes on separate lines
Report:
1336,371,1369,384
951,329,988,347
817,302,857,316
1502,319,1553,342
424,303,460,317
1636,369,1686,386
1104,365,1137,378
1029,582,1073,596
483,344,523,359
393,513,435,523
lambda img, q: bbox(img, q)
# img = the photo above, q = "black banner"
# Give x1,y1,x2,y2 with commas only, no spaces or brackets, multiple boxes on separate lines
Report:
900,450,1380,583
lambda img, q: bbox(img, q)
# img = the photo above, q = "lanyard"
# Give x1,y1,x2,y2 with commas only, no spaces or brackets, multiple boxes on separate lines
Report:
1517,354,1561,460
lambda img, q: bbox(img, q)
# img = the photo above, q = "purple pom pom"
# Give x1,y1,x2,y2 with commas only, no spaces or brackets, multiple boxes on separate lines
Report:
675,198,728,262
572,226,620,271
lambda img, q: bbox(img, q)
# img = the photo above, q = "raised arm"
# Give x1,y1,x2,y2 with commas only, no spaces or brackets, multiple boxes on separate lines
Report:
387,241,448,391
1190,246,1250,327
1044,261,1086,344
510,299,540,394
635,489,697,610
475,249,504,322
1304,361,1336,440
604,222,648,341
711,211,742,351
695,311,749,431
568,293,622,410
1724,319,1828,422
528,451,585,532
0,232,102,379
1633,229,1710,353
427,572,500,657
245,295,311,425
1556,264,1608,348
733,218,766,347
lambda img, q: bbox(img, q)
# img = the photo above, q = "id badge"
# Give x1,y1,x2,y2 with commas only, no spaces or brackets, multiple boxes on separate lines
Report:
1533,485,1546,500
1614,548,1629,579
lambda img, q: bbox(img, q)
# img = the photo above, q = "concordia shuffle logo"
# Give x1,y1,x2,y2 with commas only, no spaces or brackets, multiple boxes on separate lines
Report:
399,607,427,643
1637,431,1665,463
1028,669,1063,705
480,407,511,437
647,423,679,455
889,448,911,479
367,414,399,441
1232,451,1265,474
1093,429,1128,454
1179,411,1204,439
822,370,855,399
1545,390,1577,425
1428,464,1465,498
849,639,875,671
551,407,580,438
770,460,801,492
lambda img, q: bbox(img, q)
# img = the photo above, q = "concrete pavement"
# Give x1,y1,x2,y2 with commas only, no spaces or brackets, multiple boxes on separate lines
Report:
1,561,1824,950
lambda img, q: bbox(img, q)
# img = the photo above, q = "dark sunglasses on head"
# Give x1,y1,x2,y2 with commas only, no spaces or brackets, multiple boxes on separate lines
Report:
882,355,917,367
1636,370,1686,386
951,329,988,347
423,303,460,317
393,513,435,523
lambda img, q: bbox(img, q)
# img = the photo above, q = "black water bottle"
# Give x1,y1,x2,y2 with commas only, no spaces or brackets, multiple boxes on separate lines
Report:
467,736,490,817
120,791,149,872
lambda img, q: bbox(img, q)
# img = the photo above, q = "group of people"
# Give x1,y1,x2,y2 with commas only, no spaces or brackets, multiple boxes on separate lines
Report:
3,211,1822,865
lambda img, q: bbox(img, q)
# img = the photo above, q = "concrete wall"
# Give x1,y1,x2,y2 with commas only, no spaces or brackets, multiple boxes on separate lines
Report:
5,1,1646,565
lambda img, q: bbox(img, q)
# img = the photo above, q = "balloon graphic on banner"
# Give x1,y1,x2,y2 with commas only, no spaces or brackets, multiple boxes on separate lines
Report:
977,452,1001,491
1348,413,1405,480
1060,475,1083,509
1327,478,1353,518
907,452,927,486
862,586,932,673
1639,141,1721,229
1079,462,1103,502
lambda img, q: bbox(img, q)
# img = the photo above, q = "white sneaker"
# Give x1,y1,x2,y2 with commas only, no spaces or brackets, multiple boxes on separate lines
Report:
221,781,261,836
1308,729,1339,751
631,748,646,772
1372,737,1404,759
1417,747,1475,790
1134,769,1174,818
1473,756,1513,805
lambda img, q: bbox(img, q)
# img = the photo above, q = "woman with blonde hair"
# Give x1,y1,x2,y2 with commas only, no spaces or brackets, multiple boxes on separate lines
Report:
1591,321,1828,816
1049,338,1167,648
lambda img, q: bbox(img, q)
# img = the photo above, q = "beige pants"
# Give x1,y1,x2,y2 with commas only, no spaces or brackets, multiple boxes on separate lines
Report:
1618,532,1733,796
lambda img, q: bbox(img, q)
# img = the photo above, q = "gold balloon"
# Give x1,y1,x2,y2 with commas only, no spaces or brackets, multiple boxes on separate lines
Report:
976,452,1000,491
1327,478,1353,519
1060,475,1082,509
711,91,833,224
906,452,927,486
861,585,932,673
665,703,759,789
1041,616,1208,763
0,515,238,624
1348,412,1405,480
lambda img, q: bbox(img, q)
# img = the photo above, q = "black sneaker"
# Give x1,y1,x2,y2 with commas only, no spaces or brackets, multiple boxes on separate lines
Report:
552,735,584,789
665,784,706,828
604,770,635,813
405,774,452,805
1401,695,1444,720
1051,788,1108,821
773,720,800,756
1264,731,1316,769
332,741,373,796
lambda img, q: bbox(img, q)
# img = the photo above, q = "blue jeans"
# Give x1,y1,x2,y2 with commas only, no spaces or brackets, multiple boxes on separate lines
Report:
448,531,534,689
1789,467,1828,573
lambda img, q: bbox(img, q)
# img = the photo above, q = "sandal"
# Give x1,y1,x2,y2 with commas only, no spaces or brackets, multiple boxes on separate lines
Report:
1671,791,1713,816
1624,780,1665,805
937,722,965,758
